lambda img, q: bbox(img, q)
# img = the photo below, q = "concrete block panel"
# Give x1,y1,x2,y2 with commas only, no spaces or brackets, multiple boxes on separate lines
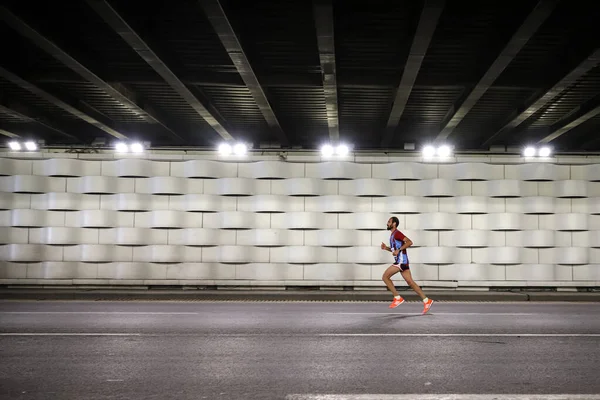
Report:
472,247,538,264
101,159,169,177
31,193,99,211
439,196,504,214
406,179,467,197
132,245,202,263
506,265,572,281
372,162,437,180
305,161,371,180
29,227,98,245
271,178,338,196
204,178,269,196
100,193,167,211
305,195,371,213
33,159,101,177
97,263,168,280
539,247,589,265
26,262,98,279
304,264,371,280
0,227,28,244
539,181,589,198
0,262,27,278
589,183,600,197
440,230,505,248
271,212,337,230
203,211,270,229
134,210,202,229
411,247,472,264
372,196,438,213
0,193,31,209
64,245,133,262
235,263,303,280
339,212,392,230
270,246,337,263
202,245,269,263
1,175,65,193
407,213,471,231
473,213,537,231
572,198,600,214
539,214,588,231
67,176,134,194
339,179,404,197
472,180,536,197
505,197,571,214
572,231,600,248
506,164,569,181
573,265,600,281
66,210,133,228
439,264,505,281
506,230,558,248
305,229,371,247
0,159,31,175
238,195,304,213
338,247,392,264
168,228,230,246
238,161,304,179
571,164,600,181
135,177,203,195
440,163,504,180
168,263,236,280
10,209,65,227
0,244,63,262
170,160,237,178
99,228,168,246
169,194,236,212
237,229,303,247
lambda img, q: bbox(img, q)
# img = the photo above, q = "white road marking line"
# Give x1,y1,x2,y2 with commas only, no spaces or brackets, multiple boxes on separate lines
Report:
285,395,600,400
332,312,538,315
0,312,199,315
1,333,599,338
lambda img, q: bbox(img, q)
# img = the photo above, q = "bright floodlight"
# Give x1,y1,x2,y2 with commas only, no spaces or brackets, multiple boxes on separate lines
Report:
233,143,247,155
115,142,128,153
130,142,144,153
321,144,334,157
422,145,435,158
539,146,552,157
523,146,536,157
218,143,232,156
437,145,452,157
336,144,349,156
24,141,37,151
9,141,21,151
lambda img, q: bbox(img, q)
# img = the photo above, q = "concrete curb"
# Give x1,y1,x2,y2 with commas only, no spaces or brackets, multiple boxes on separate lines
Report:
1,289,600,302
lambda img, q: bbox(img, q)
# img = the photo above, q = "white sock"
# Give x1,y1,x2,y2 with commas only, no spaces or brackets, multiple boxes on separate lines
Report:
422,297,429,303
394,295,401,300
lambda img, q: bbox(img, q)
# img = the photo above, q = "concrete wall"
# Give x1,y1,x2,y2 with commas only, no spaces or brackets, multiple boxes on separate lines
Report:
1,154,600,289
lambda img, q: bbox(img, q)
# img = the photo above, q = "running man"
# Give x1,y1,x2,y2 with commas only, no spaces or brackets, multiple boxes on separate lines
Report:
380,216,434,314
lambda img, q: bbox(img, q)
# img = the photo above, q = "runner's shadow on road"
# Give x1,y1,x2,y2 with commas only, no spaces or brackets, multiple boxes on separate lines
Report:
381,314,427,320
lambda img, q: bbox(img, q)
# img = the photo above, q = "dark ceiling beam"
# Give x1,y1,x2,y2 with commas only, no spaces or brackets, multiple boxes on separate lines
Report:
0,101,74,139
381,0,445,147
435,0,558,142
481,48,600,148
0,128,20,138
0,5,184,144
538,94,600,144
87,0,234,141
313,0,339,142
0,66,125,140
198,0,288,146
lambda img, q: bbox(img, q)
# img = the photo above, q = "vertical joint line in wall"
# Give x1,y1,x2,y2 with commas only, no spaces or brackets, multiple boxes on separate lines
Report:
303,163,306,178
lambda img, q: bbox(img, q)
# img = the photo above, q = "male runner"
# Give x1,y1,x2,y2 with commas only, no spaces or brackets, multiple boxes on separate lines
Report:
380,216,434,314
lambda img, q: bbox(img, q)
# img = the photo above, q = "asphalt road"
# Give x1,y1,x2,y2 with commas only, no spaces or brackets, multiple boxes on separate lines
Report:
0,300,599,400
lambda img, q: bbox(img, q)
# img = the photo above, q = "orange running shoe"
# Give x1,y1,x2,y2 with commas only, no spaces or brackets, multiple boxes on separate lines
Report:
389,296,405,308
422,299,434,314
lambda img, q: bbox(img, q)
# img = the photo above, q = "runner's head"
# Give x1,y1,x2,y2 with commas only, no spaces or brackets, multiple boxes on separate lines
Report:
387,216,399,231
